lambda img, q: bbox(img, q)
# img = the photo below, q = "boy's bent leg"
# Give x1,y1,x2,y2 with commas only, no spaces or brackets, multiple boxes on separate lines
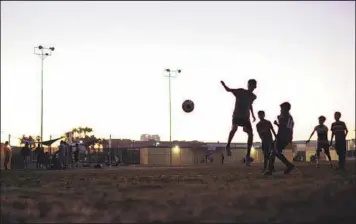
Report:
266,139,294,175
335,141,346,170
323,146,333,167
242,121,253,165
262,142,271,171
226,118,238,156
315,147,321,167
264,151,275,175
263,150,269,171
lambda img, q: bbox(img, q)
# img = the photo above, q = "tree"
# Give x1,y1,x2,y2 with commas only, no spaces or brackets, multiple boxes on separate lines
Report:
19,135,36,148
65,127,100,164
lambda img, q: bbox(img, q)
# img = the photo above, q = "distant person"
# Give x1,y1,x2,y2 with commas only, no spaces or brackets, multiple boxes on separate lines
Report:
74,143,80,167
43,152,50,169
35,144,45,169
21,142,31,169
221,153,224,164
306,116,332,168
221,79,257,166
330,112,348,171
66,142,73,168
59,141,67,169
52,151,61,169
209,153,214,163
3,141,12,170
256,110,277,172
264,102,295,175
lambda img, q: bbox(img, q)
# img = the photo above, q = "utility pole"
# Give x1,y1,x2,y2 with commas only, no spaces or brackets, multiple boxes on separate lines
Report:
34,45,55,147
164,68,181,165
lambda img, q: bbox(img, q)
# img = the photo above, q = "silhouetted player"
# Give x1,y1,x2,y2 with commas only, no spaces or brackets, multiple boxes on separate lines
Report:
264,102,295,175
256,111,277,172
221,79,257,165
306,116,332,168
330,111,348,171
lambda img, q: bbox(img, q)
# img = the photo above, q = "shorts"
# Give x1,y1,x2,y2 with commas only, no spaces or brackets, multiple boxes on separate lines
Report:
316,142,330,156
274,138,290,154
261,141,273,156
335,140,346,153
23,156,31,164
232,117,252,131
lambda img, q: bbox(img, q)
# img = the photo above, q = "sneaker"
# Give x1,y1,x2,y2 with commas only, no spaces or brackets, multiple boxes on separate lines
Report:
316,164,320,168
245,156,252,166
284,165,295,174
261,168,266,173
226,145,232,156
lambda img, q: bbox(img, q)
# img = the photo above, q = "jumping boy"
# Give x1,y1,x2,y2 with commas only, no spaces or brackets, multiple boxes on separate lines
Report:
264,102,295,175
221,79,257,165
330,112,348,171
256,110,277,172
306,116,332,168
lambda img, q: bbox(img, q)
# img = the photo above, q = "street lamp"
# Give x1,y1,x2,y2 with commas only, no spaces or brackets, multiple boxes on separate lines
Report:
164,68,181,165
34,45,55,146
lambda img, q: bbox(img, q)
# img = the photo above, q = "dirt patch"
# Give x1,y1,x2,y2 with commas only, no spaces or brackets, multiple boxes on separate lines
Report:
1,162,356,223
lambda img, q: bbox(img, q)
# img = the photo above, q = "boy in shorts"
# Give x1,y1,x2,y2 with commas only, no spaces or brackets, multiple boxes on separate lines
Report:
256,110,277,172
264,102,295,175
221,79,257,165
306,116,332,168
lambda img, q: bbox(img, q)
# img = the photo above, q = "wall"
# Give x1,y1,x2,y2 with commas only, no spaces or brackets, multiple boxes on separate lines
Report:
139,148,171,165
175,148,194,165
140,148,148,165
140,147,203,166
150,148,170,165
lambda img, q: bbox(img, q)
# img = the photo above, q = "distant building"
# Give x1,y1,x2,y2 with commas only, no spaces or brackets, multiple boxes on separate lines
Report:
140,134,160,142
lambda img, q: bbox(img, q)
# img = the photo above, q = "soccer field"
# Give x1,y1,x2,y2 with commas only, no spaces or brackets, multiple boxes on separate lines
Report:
1,162,355,223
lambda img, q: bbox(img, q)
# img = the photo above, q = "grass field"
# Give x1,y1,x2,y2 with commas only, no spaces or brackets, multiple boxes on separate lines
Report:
1,162,356,223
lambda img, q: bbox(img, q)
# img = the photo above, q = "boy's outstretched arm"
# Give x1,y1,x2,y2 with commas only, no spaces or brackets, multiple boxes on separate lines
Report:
270,123,277,139
306,128,316,144
330,123,335,146
250,105,256,122
220,81,233,92
273,120,279,127
344,123,348,137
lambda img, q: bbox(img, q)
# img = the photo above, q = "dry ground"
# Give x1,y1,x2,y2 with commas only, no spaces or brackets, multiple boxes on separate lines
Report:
1,162,356,223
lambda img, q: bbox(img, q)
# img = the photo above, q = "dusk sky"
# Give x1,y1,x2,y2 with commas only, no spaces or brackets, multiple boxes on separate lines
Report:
1,1,355,144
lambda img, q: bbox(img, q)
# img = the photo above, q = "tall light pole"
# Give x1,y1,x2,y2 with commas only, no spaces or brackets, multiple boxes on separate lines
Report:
34,45,55,146
164,68,181,165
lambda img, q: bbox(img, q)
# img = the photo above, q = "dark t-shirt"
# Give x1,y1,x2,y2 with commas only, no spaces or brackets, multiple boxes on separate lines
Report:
256,119,273,143
277,113,294,142
232,88,256,119
35,147,44,158
331,121,347,141
315,124,328,142
22,146,31,157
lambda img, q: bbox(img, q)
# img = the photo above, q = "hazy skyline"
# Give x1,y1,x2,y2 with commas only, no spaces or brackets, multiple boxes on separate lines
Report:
1,1,355,144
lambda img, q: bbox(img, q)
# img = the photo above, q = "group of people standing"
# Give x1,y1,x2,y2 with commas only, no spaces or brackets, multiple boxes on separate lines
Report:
19,140,81,169
57,140,80,169
221,79,349,175
20,142,49,169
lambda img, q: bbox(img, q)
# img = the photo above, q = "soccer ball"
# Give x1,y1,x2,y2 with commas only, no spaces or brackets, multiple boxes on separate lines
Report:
182,100,194,113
